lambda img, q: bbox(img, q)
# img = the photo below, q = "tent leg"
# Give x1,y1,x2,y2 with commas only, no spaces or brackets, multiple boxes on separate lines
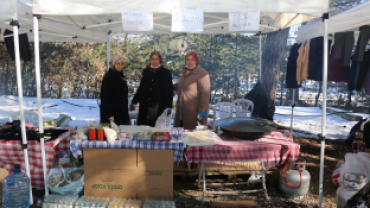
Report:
318,15,329,208
107,29,111,70
290,88,295,132
12,22,33,205
259,34,262,83
33,16,48,195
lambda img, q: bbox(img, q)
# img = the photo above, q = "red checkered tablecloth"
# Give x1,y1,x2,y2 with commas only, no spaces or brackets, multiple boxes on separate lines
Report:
0,129,74,188
185,131,300,166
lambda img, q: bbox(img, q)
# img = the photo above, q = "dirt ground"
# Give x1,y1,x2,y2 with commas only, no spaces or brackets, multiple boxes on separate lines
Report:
172,137,352,208
0,136,351,208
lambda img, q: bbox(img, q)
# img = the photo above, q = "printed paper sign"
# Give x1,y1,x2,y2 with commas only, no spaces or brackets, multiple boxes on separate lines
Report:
172,10,203,32
122,11,153,31
229,10,260,32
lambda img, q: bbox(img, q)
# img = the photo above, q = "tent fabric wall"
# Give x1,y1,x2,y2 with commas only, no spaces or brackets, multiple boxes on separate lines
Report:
297,1,370,43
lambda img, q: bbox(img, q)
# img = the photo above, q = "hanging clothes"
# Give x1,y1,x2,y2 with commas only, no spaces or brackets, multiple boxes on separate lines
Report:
365,72,370,95
286,43,302,88
348,51,370,91
353,26,370,62
355,50,370,91
296,40,310,84
332,31,354,67
307,37,332,81
348,57,358,91
328,45,350,82
4,29,32,62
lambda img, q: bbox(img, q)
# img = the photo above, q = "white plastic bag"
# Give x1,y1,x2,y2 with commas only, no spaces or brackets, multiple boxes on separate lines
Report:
336,152,370,187
182,130,223,146
155,108,172,132
103,121,118,144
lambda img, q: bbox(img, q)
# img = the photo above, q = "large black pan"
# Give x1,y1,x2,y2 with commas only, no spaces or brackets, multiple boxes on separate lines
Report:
216,117,279,140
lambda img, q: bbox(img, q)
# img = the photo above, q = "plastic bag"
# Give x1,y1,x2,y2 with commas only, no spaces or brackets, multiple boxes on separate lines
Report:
334,152,370,187
155,108,172,132
53,114,72,127
47,166,84,195
110,120,120,132
332,159,344,187
103,121,119,143
182,130,223,146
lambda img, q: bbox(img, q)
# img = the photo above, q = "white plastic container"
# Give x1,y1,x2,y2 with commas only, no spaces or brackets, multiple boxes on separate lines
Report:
337,186,359,208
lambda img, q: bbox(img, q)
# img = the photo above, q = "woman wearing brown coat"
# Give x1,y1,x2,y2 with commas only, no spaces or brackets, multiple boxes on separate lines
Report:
174,51,210,129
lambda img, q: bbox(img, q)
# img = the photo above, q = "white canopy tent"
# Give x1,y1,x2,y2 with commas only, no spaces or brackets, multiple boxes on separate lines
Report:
0,0,328,206
33,0,328,34
0,0,110,202
297,0,370,43
0,0,107,43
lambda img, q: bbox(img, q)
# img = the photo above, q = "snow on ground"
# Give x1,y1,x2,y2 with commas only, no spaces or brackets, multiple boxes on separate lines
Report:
0,95,99,129
0,95,366,140
274,106,369,140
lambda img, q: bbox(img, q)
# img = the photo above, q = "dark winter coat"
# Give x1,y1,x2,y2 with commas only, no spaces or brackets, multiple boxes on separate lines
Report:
132,66,173,127
307,37,332,81
100,68,130,125
286,43,302,88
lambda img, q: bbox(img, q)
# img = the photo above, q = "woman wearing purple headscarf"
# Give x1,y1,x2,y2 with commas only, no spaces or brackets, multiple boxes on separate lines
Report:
100,55,130,125
131,52,173,127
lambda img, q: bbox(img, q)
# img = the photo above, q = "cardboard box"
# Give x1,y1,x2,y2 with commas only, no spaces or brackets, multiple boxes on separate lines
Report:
0,168,9,203
84,149,173,201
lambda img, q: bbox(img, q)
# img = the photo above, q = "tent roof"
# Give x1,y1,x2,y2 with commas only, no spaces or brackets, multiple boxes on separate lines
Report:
0,0,107,43
297,1,370,43
32,0,329,36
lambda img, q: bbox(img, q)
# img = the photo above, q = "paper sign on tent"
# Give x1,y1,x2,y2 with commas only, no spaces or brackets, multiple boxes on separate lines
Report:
229,10,260,32
122,11,153,31
172,10,204,32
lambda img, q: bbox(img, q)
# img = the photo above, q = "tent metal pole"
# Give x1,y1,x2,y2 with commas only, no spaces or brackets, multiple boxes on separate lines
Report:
107,31,111,70
290,88,295,132
12,22,33,205
259,34,262,82
318,15,329,208
107,20,112,70
33,15,48,195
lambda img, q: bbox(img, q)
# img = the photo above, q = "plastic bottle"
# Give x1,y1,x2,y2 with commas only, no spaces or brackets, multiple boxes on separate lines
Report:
2,164,31,208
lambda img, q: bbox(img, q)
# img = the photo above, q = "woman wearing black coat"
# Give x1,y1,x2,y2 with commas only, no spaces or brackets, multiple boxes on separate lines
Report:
131,52,173,127
100,55,130,125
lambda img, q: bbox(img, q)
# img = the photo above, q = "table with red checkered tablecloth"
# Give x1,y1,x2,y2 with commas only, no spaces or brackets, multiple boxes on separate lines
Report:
184,131,300,202
185,131,300,166
0,129,74,188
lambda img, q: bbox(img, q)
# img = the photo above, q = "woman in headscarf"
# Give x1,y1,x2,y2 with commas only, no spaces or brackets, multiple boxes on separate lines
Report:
174,51,210,129
100,55,130,125
131,52,173,127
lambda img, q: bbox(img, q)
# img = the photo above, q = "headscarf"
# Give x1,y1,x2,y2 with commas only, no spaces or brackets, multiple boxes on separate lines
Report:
109,55,124,69
146,51,163,71
185,51,199,67
184,51,199,74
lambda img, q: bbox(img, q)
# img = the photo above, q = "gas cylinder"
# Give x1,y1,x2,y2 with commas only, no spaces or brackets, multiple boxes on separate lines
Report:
279,158,311,199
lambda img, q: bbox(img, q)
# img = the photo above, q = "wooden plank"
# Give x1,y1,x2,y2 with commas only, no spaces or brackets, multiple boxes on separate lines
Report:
210,200,258,208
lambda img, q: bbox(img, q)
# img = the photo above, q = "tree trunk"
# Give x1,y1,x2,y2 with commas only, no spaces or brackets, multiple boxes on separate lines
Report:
261,28,289,115
4,61,9,95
